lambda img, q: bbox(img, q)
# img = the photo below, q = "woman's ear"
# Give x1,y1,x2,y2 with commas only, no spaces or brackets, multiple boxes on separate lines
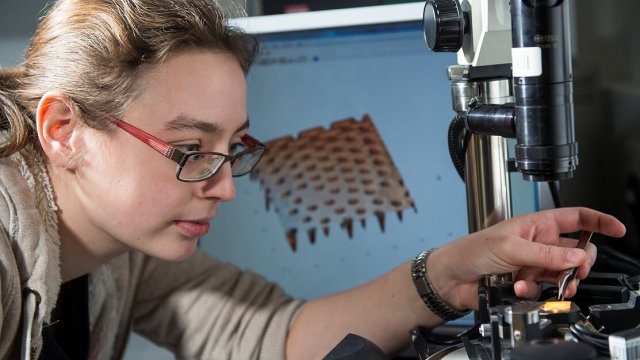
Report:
36,91,82,168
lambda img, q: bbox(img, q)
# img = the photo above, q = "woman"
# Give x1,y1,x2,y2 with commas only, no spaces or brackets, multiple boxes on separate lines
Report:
0,0,626,359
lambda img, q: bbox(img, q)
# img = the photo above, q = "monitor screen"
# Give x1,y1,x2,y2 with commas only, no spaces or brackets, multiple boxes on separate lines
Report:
201,3,536,325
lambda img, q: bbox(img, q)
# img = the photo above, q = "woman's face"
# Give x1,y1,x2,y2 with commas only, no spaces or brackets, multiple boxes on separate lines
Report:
73,51,248,261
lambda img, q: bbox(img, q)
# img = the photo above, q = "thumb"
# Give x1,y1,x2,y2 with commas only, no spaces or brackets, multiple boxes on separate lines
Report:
517,242,586,271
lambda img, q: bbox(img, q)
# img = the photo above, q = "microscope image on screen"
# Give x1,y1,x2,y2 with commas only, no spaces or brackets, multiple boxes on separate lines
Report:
250,114,416,251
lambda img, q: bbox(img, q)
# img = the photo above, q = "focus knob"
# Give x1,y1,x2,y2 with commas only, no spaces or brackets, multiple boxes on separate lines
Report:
423,0,465,52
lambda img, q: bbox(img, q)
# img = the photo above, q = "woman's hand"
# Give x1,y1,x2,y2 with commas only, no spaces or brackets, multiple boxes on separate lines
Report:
428,207,626,312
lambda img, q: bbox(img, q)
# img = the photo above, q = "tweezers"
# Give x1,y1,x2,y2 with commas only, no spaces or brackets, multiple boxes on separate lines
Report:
557,231,594,301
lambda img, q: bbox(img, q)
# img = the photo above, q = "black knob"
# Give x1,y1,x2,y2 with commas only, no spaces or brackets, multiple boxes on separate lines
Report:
423,0,465,52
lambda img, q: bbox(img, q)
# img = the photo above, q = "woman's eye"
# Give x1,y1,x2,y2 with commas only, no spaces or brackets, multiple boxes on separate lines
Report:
176,143,200,152
229,141,246,155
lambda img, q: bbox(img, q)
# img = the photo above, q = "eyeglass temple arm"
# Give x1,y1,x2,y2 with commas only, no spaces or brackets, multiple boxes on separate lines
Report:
241,134,266,149
104,115,187,163
105,114,263,161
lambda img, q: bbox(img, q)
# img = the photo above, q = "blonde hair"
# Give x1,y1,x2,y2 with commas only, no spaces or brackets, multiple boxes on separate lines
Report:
0,0,257,157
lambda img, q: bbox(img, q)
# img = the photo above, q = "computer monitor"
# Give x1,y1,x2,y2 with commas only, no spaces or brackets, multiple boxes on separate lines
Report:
201,3,536,324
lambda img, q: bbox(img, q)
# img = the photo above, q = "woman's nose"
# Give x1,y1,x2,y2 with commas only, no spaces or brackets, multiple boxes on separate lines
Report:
197,162,236,201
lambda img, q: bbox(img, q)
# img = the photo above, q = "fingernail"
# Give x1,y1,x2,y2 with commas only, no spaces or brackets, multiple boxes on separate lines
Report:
567,249,582,263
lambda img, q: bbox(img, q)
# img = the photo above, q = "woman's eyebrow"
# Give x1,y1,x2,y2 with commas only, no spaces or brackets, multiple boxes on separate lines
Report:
236,118,250,133
163,114,222,134
162,115,250,135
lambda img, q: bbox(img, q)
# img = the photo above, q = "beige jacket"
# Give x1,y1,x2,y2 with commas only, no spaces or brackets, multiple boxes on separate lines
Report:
0,146,304,360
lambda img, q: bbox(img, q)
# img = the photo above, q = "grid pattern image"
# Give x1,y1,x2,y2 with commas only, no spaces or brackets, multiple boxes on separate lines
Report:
251,114,416,250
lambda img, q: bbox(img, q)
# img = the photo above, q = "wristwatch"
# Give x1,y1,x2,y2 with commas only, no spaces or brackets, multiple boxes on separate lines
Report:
411,248,469,321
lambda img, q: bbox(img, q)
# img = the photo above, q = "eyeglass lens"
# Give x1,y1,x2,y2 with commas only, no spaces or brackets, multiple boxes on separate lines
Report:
178,147,265,181
231,148,265,176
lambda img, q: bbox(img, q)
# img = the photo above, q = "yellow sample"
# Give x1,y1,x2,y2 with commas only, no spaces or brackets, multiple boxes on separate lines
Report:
540,301,572,313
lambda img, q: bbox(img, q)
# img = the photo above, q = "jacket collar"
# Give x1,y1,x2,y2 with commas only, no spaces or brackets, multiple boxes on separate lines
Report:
0,144,61,323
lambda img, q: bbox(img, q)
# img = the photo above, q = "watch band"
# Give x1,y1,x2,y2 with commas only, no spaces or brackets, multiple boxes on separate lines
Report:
411,248,469,321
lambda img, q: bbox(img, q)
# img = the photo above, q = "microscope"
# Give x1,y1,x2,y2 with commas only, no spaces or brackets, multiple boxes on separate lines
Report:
323,2,640,359
413,1,640,359
424,0,576,308
423,0,577,233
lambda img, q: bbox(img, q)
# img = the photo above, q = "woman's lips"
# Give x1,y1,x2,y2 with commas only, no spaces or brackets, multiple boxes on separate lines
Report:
173,220,210,238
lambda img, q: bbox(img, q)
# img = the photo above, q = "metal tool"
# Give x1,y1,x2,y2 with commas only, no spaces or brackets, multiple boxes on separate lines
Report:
557,231,594,301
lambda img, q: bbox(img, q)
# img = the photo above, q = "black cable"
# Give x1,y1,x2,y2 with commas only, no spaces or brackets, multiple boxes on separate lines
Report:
422,323,479,346
447,114,471,182
572,322,608,339
569,323,610,356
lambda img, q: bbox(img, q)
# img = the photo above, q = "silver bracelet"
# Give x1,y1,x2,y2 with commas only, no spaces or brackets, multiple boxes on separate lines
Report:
410,248,470,321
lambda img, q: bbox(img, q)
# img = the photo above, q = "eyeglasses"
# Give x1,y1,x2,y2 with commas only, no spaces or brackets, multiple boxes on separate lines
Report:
103,114,266,182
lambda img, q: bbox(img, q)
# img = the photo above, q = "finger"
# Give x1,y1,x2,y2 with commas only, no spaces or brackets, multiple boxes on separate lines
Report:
515,267,560,284
525,241,597,282
558,279,580,299
586,242,598,262
575,243,598,280
502,240,589,273
540,243,597,280
548,207,626,238
513,279,542,299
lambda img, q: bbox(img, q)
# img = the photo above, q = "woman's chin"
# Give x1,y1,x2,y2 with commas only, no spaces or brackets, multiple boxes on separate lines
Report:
148,238,199,262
